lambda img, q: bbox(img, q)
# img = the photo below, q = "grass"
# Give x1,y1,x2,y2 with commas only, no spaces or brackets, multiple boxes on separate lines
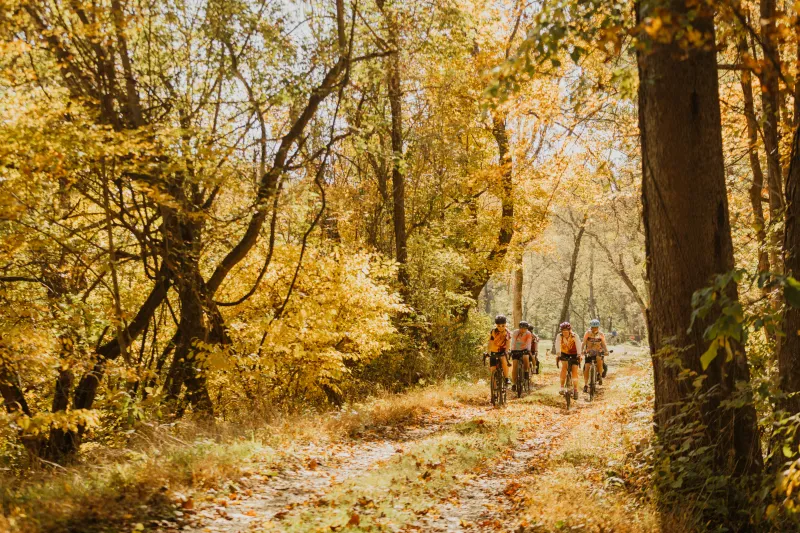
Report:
2,439,262,533
273,416,518,532
0,380,486,533
517,353,659,532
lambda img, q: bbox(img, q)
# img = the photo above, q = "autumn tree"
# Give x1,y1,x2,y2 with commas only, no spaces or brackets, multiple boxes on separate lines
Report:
637,0,762,506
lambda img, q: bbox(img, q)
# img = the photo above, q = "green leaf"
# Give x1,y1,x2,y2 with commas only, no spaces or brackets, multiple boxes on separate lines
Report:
700,338,719,371
785,277,800,308
783,444,794,458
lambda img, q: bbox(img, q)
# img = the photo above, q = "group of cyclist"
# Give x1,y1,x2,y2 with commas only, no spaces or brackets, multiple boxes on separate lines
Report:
486,316,609,401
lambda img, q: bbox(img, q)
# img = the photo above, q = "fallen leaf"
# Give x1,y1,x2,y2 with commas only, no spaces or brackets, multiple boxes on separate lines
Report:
347,512,360,526
307,458,318,470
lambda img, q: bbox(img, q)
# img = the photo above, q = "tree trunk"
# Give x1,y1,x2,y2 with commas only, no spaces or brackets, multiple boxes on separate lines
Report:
512,263,523,326
759,0,785,274
458,111,514,310
637,0,762,498
778,126,800,434
740,60,771,279
588,241,597,318
559,215,587,325
378,1,408,289
162,208,220,416
483,283,493,314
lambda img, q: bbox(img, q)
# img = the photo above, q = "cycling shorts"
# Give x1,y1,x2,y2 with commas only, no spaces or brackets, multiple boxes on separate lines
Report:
558,353,580,366
489,351,507,366
510,350,530,361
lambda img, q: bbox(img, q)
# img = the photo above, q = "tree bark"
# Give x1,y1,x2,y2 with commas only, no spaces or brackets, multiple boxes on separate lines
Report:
512,264,523,326
588,241,597,319
638,0,762,492
778,126,800,425
740,60,771,279
376,0,408,289
759,0,785,274
559,214,587,325
460,111,515,306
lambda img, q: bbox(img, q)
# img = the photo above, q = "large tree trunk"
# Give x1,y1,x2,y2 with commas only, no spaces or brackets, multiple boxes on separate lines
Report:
778,126,800,437
638,0,762,503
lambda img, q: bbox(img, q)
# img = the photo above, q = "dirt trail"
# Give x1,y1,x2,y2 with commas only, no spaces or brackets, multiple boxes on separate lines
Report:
173,406,488,532
171,346,655,533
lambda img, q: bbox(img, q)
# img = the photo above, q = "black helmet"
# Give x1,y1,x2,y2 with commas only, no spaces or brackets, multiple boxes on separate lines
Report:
519,321,529,329
494,315,507,325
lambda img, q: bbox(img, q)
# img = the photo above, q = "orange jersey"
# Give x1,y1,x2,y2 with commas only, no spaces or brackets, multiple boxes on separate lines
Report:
559,332,578,354
488,328,511,352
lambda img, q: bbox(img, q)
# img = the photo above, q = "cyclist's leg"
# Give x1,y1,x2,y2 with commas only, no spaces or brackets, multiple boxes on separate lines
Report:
583,357,590,386
598,356,604,382
511,358,519,385
501,354,510,379
559,359,567,390
570,360,580,394
523,353,530,376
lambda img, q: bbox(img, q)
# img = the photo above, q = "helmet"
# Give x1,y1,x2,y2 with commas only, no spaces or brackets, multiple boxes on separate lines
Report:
589,319,600,328
559,321,571,330
519,321,529,329
495,315,507,325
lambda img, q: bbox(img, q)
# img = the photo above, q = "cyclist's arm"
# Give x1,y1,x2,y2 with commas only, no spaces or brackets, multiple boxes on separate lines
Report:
554,334,561,355
575,336,582,358
581,332,590,354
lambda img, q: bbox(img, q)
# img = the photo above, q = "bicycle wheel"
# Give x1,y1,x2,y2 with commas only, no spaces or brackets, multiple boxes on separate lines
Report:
516,363,524,398
499,371,507,406
589,364,596,402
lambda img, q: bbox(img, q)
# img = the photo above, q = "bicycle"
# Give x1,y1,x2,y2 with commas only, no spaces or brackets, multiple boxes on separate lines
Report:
585,350,601,402
510,350,531,398
484,352,507,407
585,349,613,402
558,357,579,410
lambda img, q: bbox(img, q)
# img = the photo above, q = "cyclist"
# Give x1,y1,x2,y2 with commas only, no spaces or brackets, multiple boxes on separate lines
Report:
554,322,581,400
487,315,511,386
510,321,533,390
583,319,609,392
531,329,540,374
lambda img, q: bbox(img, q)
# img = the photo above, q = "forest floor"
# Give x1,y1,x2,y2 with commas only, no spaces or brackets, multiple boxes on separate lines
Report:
154,346,658,533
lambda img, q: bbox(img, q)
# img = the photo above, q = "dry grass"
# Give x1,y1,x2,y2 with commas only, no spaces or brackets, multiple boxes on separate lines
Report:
1,379,486,532
518,351,659,532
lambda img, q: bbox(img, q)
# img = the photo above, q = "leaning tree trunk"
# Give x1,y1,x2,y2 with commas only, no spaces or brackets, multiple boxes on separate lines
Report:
559,215,586,326
459,110,514,313
637,0,763,499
